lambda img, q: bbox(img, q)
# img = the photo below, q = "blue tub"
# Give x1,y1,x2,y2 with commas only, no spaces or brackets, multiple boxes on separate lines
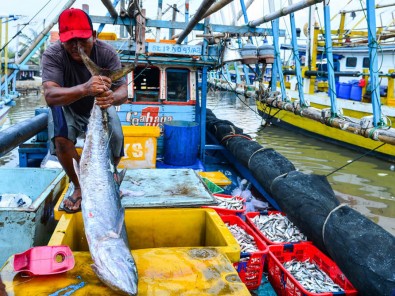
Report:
350,84,362,101
163,121,200,166
338,83,352,99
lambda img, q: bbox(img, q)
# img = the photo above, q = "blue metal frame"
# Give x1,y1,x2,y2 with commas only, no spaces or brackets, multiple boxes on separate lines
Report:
323,3,338,116
272,18,287,100
91,16,285,37
200,67,208,163
290,11,305,105
97,0,121,34
366,0,383,126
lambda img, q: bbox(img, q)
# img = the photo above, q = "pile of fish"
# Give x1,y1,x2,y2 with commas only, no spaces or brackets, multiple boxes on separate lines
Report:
251,213,308,243
283,259,343,293
225,223,258,253
214,195,244,210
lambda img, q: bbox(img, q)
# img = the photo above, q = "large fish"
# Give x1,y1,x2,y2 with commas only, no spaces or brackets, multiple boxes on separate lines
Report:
74,46,137,295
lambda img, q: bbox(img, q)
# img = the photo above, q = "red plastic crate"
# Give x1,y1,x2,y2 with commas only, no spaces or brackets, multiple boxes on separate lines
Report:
267,243,358,296
221,215,269,290
202,194,246,217
246,211,312,245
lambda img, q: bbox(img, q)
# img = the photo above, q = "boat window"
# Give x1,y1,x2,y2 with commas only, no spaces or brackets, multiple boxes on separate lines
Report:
346,57,357,68
133,66,160,102
166,69,189,102
363,57,370,68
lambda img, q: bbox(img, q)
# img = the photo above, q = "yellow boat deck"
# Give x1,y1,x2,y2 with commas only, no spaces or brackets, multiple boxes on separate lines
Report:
1,248,250,295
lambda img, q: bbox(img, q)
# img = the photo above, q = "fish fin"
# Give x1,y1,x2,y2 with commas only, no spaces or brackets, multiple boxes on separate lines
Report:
109,64,135,81
116,169,127,185
78,45,135,81
72,158,80,182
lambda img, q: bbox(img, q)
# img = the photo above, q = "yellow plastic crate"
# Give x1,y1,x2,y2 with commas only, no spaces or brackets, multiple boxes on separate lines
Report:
199,171,232,186
49,208,240,263
97,32,117,40
0,248,250,295
119,126,161,169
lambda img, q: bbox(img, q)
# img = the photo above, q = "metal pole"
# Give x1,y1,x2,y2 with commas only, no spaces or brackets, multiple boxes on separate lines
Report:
288,0,305,105
169,4,177,40
155,0,163,42
16,0,76,64
184,0,190,44
98,0,124,34
367,0,383,126
4,17,9,97
101,0,118,18
323,1,338,116
200,67,208,163
176,0,215,44
202,0,233,20
249,0,324,27
235,0,254,25
269,0,287,99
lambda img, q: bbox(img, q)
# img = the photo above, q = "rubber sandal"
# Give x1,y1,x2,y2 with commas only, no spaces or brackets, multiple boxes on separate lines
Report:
60,196,82,213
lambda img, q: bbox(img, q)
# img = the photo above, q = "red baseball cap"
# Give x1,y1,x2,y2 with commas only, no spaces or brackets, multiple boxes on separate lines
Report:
58,8,93,42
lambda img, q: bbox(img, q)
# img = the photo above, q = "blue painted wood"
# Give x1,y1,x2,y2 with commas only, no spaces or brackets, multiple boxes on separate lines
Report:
148,43,202,56
90,16,286,36
97,0,121,33
271,18,287,100
366,0,383,127
0,168,67,266
117,104,196,127
290,11,305,105
323,3,338,116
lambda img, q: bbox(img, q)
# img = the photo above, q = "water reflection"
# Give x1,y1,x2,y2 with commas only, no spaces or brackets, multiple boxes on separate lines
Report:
208,90,395,235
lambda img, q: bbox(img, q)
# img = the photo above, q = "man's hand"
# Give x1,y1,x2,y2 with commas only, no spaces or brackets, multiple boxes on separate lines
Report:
86,75,112,97
95,89,115,109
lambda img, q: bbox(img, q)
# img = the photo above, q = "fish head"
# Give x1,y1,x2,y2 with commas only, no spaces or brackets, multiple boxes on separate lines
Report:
92,238,138,295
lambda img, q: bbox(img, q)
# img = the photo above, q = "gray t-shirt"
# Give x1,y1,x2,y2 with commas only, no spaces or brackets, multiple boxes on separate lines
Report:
41,39,125,117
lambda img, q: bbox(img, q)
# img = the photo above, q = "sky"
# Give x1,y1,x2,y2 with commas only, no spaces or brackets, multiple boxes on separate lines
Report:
1,0,395,51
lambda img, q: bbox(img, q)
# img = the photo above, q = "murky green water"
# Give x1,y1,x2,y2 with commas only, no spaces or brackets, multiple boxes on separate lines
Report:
1,91,394,235
208,90,395,236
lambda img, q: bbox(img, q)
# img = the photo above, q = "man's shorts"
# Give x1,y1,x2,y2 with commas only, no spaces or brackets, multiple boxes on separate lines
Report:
48,105,124,158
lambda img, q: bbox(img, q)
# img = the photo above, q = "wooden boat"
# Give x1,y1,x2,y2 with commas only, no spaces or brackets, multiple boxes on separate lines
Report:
209,3,395,161
1,1,394,295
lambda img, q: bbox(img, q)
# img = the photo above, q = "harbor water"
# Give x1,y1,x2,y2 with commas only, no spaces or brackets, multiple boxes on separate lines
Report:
1,90,394,236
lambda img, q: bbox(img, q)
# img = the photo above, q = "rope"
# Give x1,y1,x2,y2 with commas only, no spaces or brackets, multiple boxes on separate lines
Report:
326,142,386,177
247,147,266,169
322,203,348,244
220,133,252,144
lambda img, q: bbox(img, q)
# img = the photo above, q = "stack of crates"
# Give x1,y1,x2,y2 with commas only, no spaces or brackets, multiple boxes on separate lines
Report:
221,215,269,290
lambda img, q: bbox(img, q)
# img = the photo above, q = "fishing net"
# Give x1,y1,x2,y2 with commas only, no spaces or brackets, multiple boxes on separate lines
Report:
270,171,339,252
248,148,296,195
226,137,263,167
323,205,395,296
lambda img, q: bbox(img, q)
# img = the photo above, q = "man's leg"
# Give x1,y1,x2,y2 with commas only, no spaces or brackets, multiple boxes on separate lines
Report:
55,136,82,211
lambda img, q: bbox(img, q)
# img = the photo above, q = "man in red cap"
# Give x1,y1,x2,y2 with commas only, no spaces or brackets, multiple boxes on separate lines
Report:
41,8,127,212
